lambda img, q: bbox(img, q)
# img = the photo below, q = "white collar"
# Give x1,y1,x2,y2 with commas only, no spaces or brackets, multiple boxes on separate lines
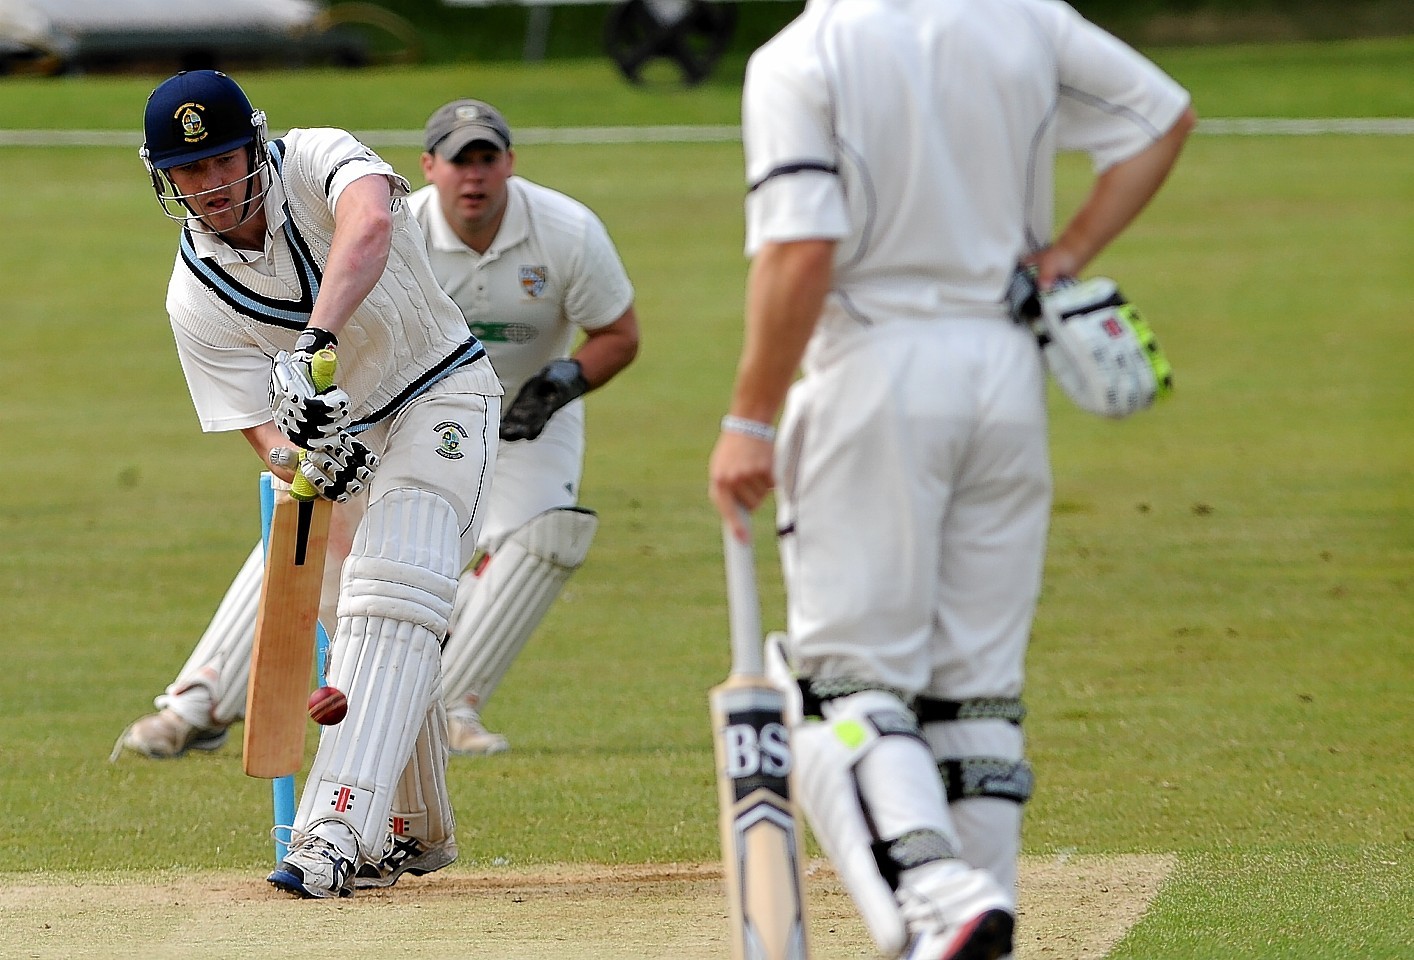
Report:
186,170,286,266
426,177,528,257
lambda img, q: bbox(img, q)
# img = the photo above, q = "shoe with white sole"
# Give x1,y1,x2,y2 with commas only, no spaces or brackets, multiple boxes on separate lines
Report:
109,708,228,761
447,707,509,756
899,861,1015,960
354,834,458,889
268,831,356,899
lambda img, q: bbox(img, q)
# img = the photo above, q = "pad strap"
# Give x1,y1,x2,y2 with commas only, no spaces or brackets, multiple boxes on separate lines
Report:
801,676,911,720
939,758,1035,804
871,828,959,891
915,696,1026,725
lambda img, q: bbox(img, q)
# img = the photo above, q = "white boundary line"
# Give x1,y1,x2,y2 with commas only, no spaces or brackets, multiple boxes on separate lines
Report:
0,118,1409,147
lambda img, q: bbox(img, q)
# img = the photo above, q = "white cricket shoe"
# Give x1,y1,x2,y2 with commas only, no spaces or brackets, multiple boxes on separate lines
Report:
447,707,509,756
109,708,228,761
269,829,356,899
354,833,458,889
898,861,1015,960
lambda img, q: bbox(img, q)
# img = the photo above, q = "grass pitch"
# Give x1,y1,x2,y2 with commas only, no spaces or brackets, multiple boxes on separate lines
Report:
0,37,1410,959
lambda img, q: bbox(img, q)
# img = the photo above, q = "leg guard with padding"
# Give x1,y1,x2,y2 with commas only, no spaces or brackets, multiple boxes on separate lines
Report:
918,696,1032,906
439,507,598,710
157,542,262,726
791,689,963,957
295,488,459,861
389,700,455,846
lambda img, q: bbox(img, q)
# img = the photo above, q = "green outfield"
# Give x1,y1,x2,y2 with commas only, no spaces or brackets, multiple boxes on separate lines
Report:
0,37,1410,959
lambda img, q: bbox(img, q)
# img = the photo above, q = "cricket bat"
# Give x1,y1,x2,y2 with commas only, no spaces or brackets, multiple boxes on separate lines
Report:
711,513,811,960
243,349,337,779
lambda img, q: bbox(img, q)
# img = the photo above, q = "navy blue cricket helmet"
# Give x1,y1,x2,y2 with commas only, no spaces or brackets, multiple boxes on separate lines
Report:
142,70,266,169
140,70,271,230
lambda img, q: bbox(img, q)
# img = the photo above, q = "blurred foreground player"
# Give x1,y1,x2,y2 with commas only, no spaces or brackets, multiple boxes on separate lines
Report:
708,1,1194,956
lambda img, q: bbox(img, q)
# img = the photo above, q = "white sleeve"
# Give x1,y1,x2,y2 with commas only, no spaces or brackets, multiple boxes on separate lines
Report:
1047,3,1191,171
167,309,273,433
287,127,412,214
564,211,634,331
741,46,851,255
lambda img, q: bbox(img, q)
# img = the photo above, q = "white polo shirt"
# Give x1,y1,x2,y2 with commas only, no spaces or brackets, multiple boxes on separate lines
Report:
407,176,634,396
742,0,1190,363
166,126,498,434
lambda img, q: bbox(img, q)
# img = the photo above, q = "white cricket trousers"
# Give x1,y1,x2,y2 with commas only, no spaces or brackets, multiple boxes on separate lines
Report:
477,398,585,551
774,317,1052,701
356,366,502,566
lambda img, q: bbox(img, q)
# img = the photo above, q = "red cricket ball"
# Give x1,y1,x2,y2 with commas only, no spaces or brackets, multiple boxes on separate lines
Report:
307,685,348,725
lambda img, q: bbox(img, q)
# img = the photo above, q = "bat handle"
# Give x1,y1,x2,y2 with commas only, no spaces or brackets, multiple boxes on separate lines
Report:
290,348,338,503
722,509,765,678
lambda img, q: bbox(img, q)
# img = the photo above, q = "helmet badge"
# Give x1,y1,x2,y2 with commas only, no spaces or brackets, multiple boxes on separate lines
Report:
176,103,208,144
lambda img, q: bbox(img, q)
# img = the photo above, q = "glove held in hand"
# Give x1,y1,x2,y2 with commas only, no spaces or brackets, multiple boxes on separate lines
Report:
1010,269,1173,419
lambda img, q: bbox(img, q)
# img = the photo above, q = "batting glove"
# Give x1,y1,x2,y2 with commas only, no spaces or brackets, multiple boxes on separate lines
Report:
271,348,352,448
300,433,378,503
290,327,338,365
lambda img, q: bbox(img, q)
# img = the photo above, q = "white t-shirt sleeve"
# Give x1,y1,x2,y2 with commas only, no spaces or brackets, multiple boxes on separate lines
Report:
289,127,411,213
1048,4,1191,171
741,47,851,256
167,304,274,432
564,211,634,331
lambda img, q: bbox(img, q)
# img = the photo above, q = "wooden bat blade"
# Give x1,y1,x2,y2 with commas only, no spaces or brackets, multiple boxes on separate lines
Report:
243,489,331,778
711,677,811,960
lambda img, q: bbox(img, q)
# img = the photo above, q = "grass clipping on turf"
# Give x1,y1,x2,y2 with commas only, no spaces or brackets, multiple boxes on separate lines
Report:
0,854,1173,960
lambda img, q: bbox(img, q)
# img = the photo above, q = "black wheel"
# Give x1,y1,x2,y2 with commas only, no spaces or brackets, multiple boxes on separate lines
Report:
604,0,737,86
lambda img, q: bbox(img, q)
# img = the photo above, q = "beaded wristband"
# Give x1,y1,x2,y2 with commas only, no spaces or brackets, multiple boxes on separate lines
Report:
720,415,777,443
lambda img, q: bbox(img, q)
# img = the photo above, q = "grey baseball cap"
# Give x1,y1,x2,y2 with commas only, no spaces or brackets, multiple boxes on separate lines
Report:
424,99,512,158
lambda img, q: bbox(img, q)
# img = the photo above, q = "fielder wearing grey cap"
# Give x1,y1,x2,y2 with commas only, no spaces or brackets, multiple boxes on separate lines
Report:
425,99,512,159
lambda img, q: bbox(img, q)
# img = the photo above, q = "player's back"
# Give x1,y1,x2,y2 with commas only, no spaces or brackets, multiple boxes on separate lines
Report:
747,0,1065,319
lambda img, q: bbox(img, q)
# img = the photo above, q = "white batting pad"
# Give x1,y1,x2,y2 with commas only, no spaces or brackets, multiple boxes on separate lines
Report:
158,542,263,726
793,690,961,956
390,700,455,846
296,488,460,859
923,717,1027,903
439,507,598,710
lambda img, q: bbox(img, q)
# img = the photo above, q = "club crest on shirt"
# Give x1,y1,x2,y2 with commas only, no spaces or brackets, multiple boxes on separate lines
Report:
519,265,548,298
434,420,468,460
175,102,208,143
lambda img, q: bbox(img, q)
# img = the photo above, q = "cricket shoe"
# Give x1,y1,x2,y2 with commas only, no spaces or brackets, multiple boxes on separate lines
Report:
108,708,228,761
447,706,509,756
268,830,356,899
899,861,1015,960
355,834,458,889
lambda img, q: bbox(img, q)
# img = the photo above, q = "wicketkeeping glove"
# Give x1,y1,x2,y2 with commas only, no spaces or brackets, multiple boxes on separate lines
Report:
1010,270,1173,419
271,340,352,448
299,433,378,503
500,359,590,442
